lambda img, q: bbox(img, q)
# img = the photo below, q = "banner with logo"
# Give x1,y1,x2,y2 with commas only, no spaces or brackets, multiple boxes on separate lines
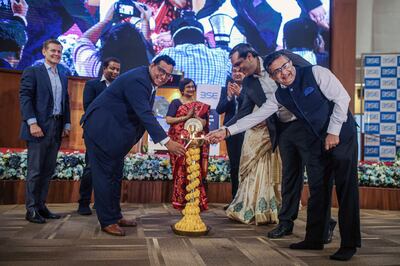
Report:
363,53,400,161
196,84,222,155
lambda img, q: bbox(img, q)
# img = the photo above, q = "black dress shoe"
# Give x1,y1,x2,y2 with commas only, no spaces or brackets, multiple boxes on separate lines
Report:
267,224,293,238
25,210,46,224
330,247,356,261
324,220,337,244
38,207,61,219
77,205,92,215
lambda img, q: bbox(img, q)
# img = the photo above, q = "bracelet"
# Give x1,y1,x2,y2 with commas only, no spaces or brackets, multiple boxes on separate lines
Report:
224,127,231,139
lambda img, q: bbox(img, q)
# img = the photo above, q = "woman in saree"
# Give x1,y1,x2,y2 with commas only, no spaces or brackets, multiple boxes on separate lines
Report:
165,78,210,211
225,76,282,225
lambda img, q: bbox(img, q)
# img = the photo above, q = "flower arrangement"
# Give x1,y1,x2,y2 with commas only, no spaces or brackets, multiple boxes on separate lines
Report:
1,149,400,187
358,160,400,188
0,150,230,182
207,156,231,182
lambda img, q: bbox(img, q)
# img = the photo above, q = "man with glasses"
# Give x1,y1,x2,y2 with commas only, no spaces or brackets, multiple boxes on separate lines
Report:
222,43,336,243
207,50,359,261
80,55,186,236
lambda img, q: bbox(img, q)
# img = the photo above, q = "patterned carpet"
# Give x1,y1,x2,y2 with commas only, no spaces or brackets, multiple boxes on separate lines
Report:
0,204,399,265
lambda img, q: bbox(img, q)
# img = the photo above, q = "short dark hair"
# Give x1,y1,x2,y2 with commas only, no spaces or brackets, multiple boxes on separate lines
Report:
153,55,176,67
229,43,258,59
178,78,196,93
169,11,204,45
43,39,62,50
263,51,290,74
99,23,150,75
102,57,120,69
283,18,318,50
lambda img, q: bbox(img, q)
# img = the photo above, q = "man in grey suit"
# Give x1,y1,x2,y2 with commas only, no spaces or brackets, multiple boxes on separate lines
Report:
19,39,71,223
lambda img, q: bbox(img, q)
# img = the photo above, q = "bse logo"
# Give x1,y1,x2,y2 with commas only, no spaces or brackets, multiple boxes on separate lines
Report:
380,112,396,123
364,68,380,77
381,79,396,89
364,90,379,100
199,91,218,100
365,56,380,66
380,146,395,158
364,124,379,133
364,101,380,111
381,101,396,111
380,124,396,134
381,67,397,77
382,56,396,66
380,135,396,145
365,146,379,156
381,90,396,100
364,79,380,88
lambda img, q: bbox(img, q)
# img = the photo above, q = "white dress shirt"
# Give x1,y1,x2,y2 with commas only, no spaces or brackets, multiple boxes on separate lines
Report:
228,65,351,137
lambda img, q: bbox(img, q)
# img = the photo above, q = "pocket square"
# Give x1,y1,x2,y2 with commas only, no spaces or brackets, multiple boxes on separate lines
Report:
304,87,315,96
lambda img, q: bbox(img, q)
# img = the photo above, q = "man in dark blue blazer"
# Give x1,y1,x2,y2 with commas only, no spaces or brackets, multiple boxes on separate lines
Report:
77,57,121,216
216,69,245,203
19,39,71,224
81,55,186,236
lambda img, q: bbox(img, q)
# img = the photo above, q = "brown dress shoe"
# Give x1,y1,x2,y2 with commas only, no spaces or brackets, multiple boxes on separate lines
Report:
118,218,137,227
102,224,125,236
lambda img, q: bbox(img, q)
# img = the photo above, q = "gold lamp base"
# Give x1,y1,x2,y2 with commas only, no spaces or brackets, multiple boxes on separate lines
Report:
171,224,211,237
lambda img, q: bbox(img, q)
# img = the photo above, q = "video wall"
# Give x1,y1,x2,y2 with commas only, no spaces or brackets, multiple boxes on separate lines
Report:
0,0,331,77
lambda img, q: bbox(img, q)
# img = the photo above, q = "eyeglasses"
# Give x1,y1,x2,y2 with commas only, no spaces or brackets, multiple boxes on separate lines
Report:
156,64,173,78
271,60,292,77
232,58,244,68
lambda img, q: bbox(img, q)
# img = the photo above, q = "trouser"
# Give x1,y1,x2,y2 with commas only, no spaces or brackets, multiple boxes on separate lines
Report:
78,152,92,206
225,132,245,199
84,135,124,227
327,134,361,248
278,120,330,243
25,118,62,212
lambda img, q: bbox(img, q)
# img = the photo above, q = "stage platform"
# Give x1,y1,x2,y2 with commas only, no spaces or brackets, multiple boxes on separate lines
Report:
0,204,399,265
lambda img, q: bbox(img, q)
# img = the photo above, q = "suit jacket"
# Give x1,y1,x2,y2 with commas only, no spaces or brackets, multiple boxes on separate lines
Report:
19,63,71,142
215,78,243,126
80,66,167,159
83,79,107,111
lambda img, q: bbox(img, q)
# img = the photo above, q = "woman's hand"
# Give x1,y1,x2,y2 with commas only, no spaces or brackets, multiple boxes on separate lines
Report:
186,108,195,119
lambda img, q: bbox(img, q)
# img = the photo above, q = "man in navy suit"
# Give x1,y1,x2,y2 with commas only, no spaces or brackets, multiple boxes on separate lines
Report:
81,55,186,236
216,69,245,203
19,39,71,224
77,57,121,216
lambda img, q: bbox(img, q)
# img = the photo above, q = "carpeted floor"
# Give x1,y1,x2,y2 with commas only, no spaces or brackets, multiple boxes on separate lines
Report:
0,203,399,265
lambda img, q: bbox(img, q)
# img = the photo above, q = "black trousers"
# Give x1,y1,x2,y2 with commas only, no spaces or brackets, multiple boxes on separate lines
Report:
327,134,361,248
278,120,330,243
84,135,124,227
225,132,245,199
78,152,92,206
25,119,62,212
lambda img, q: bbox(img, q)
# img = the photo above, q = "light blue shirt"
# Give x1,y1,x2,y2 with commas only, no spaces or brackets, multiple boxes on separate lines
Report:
27,62,70,130
45,62,63,115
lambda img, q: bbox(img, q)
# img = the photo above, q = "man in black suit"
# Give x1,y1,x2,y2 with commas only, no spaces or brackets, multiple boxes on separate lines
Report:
81,55,186,236
77,57,121,215
19,39,71,223
216,69,245,203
